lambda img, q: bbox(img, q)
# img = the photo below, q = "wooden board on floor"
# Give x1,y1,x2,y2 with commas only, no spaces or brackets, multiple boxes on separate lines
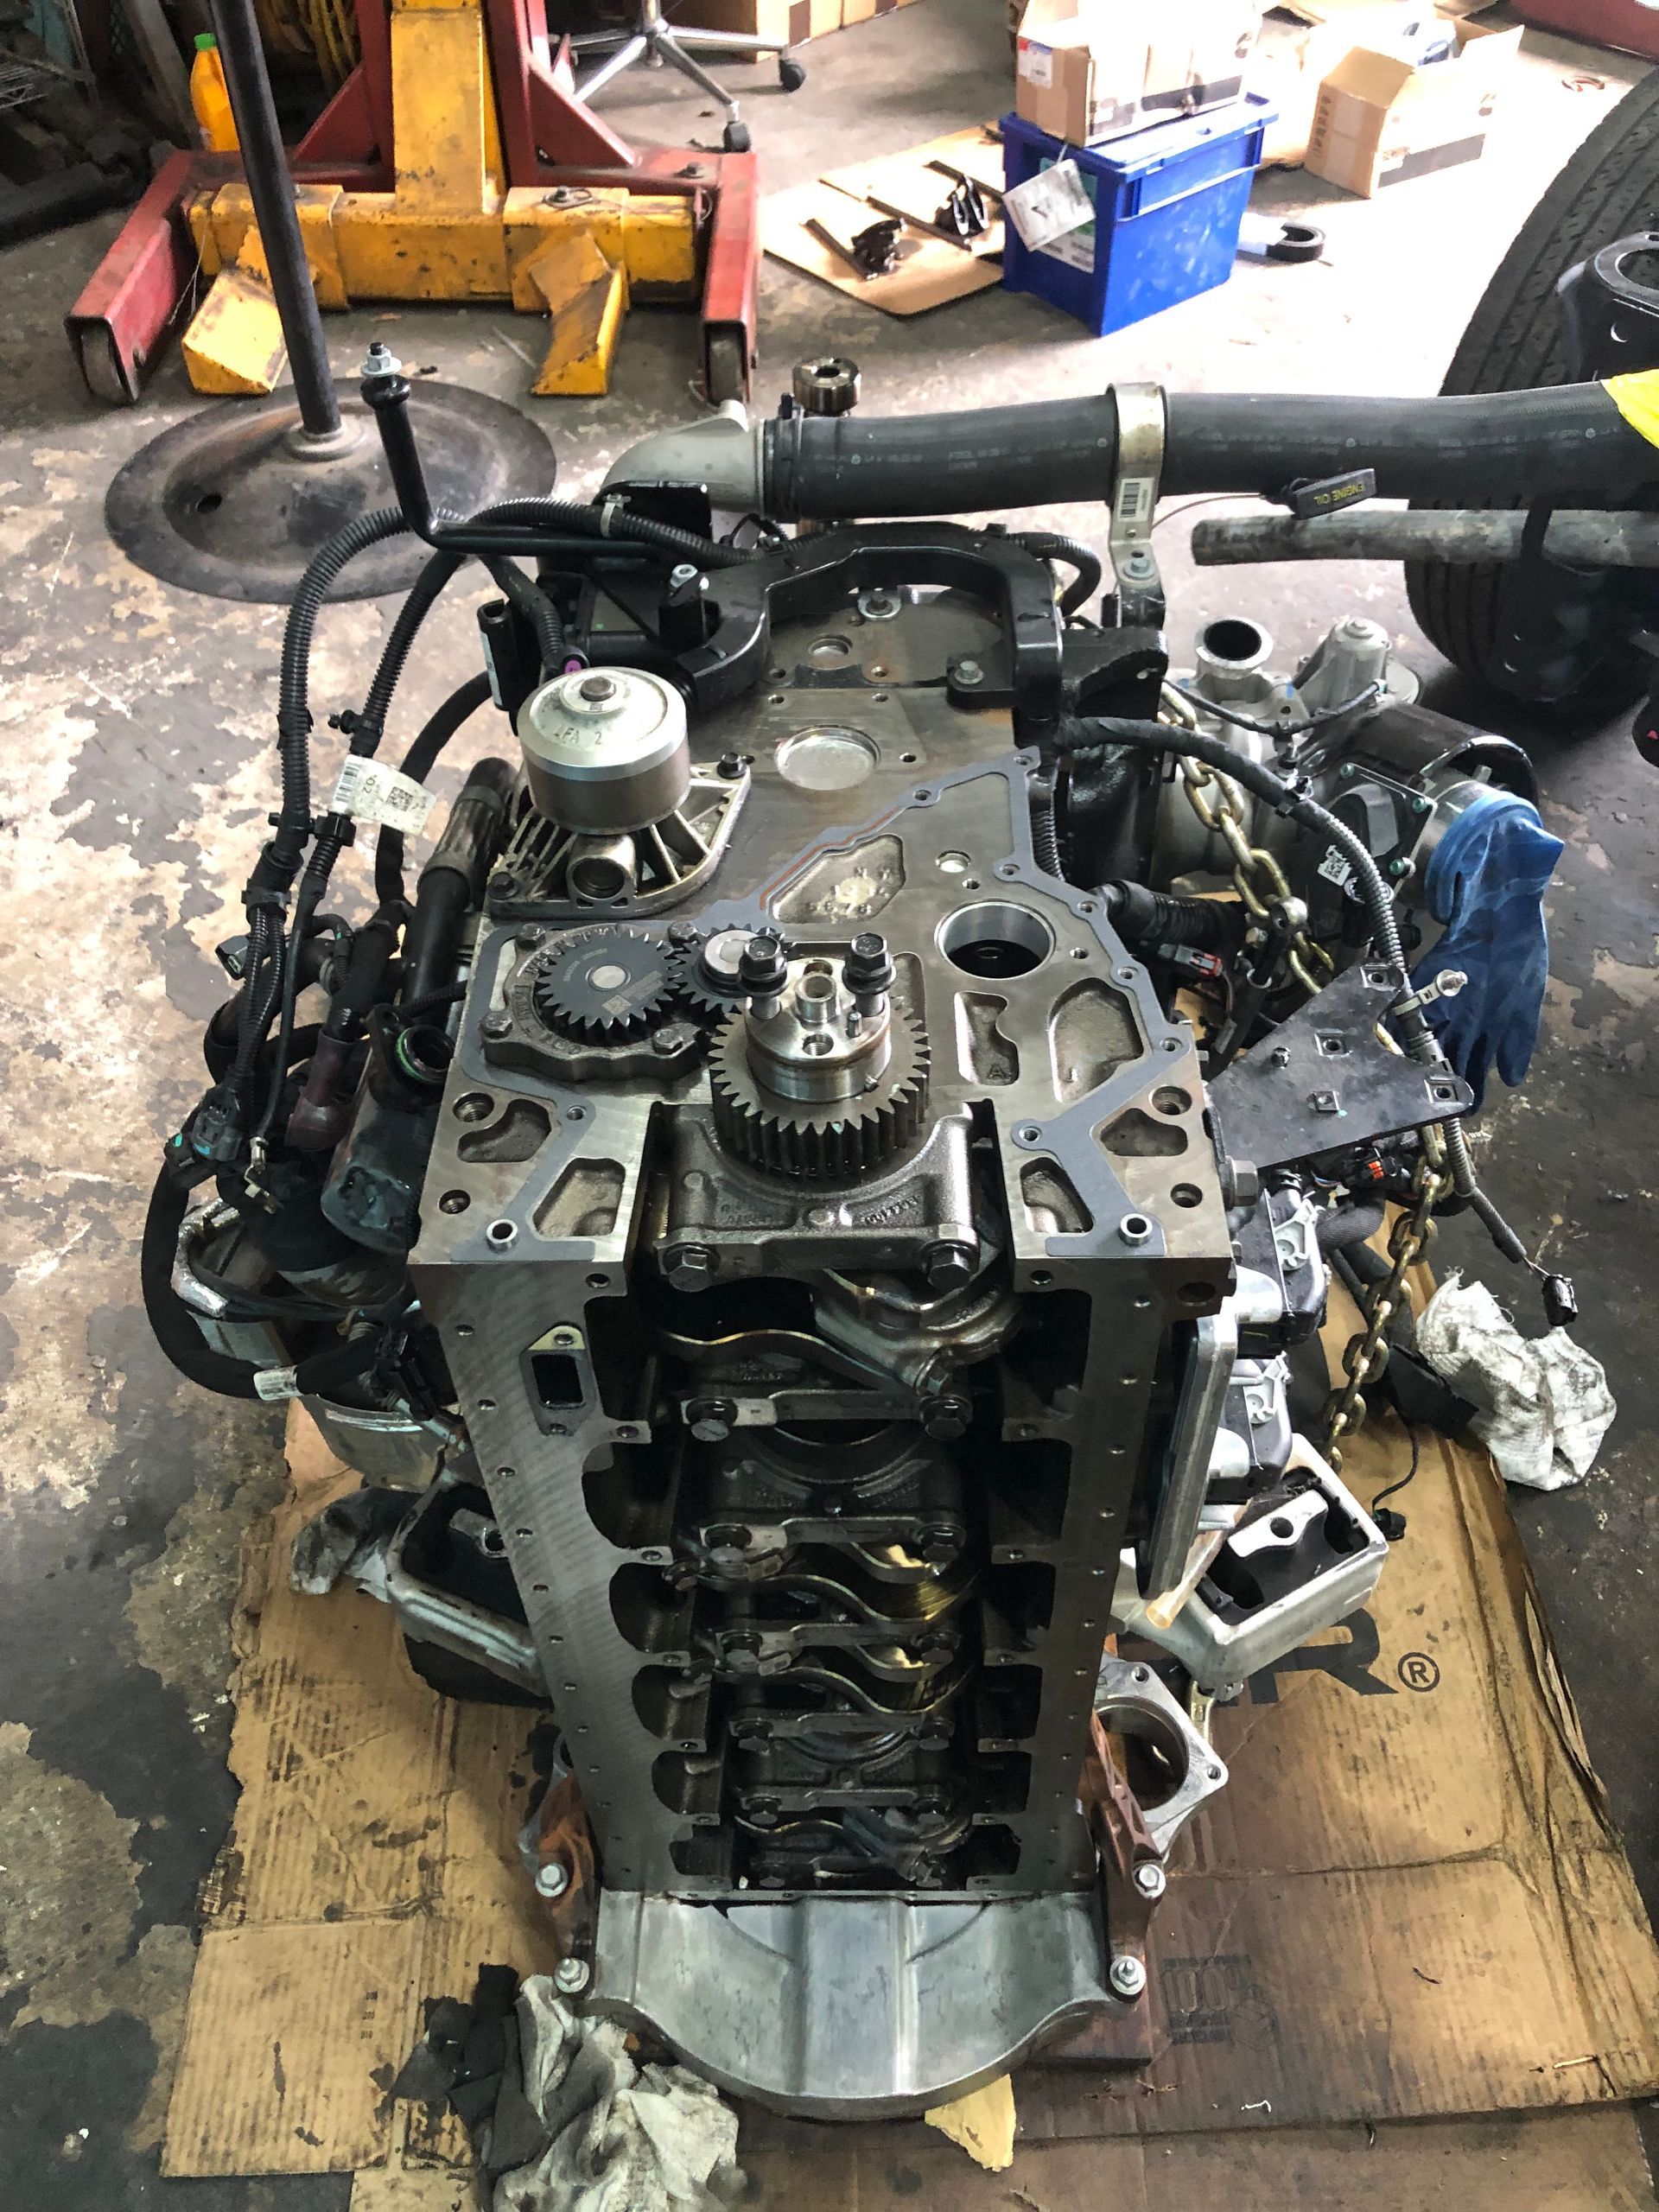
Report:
824,123,1008,256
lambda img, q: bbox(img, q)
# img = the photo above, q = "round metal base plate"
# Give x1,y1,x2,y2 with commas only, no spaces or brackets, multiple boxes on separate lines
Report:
105,384,558,605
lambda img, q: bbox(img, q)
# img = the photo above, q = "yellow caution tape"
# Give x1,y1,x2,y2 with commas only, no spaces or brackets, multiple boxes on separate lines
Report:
1602,369,1659,447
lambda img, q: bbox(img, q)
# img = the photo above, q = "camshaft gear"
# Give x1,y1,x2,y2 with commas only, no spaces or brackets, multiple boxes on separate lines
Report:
710,1002,930,1178
531,925,675,1042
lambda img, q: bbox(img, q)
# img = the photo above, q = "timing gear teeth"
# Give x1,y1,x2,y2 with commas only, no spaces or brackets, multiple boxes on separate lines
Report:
709,1006,930,1179
669,926,780,1026
531,925,676,1042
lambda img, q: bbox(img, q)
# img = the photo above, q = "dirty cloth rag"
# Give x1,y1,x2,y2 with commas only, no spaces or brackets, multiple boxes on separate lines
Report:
1415,1273,1614,1491
492,1980,739,2212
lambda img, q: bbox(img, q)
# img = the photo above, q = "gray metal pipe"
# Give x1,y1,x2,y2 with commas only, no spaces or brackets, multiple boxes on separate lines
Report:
207,0,340,438
1190,508,1659,569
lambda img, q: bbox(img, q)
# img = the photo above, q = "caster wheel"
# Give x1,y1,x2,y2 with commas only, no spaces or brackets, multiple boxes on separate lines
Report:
779,54,805,91
722,118,752,152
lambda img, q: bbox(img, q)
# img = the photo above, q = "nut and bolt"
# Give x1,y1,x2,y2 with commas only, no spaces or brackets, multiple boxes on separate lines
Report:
716,751,750,780
1122,550,1154,576
1133,1862,1167,1901
739,934,789,994
923,1240,975,1293
919,1395,971,1442
360,339,400,378
1109,1953,1148,2001
918,1521,960,1564
686,1395,738,1442
653,1024,695,1057
535,1857,570,1899
668,563,700,589
664,1242,717,1288
952,658,984,688
667,921,702,949
480,1012,513,1040
842,931,894,999
553,1956,590,1995
516,925,546,949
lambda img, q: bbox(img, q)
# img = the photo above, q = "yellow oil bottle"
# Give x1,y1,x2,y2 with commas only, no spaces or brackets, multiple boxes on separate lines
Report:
190,34,239,154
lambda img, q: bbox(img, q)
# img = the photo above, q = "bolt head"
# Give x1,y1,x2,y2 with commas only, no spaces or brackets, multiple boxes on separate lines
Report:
653,1025,694,1057
953,658,984,687
665,1243,716,1287
516,925,546,949
535,1857,570,1899
923,1241,975,1292
553,1956,590,1994
1133,1862,1166,1900
578,672,619,703
480,1012,513,1040
1109,1953,1147,2000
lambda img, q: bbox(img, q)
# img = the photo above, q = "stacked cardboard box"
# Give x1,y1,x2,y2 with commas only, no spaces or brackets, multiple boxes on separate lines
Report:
670,0,920,53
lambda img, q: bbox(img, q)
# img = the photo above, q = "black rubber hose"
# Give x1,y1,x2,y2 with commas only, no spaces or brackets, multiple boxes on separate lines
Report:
1011,531,1103,619
760,384,1656,519
373,671,497,908
484,555,565,675
401,756,518,1008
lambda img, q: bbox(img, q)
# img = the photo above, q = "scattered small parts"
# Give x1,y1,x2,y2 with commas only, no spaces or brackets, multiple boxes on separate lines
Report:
1416,1274,1616,1491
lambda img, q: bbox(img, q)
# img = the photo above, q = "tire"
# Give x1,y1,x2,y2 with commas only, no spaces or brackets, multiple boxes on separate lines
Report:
1406,70,1659,721
705,327,750,406
779,54,805,91
722,119,752,153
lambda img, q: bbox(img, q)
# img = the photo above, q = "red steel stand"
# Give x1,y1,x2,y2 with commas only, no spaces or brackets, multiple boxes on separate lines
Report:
66,0,760,408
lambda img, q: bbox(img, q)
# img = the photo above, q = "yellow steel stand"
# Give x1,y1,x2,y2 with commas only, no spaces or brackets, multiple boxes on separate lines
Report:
182,0,696,394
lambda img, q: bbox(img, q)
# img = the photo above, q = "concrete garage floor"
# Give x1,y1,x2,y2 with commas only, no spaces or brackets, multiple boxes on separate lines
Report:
0,4,1656,2201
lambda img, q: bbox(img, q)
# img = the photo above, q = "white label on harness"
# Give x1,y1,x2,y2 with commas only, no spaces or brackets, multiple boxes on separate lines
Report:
1017,38,1053,86
1317,844,1353,887
254,1363,302,1402
1004,158,1092,251
329,755,437,835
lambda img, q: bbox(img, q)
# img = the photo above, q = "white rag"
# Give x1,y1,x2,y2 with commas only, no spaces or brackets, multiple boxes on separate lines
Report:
493,1981,739,2212
1415,1273,1615,1491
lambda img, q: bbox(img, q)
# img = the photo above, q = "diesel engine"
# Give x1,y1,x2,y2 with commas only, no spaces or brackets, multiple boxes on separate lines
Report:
145,354,1589,2115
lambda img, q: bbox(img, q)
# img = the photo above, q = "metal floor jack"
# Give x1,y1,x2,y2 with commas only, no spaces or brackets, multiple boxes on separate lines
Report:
571,0,805,153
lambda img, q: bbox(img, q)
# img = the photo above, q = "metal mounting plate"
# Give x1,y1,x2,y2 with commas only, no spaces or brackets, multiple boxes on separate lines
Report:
1207,961,1473,1171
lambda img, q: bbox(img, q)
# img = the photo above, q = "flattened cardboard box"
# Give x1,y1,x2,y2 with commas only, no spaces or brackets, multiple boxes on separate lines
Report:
165,1299,1659,2185
1305,11,1521,194
1015,0,1261,148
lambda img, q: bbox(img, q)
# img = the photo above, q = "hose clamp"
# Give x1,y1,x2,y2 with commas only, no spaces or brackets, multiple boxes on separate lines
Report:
1107,383,1166,628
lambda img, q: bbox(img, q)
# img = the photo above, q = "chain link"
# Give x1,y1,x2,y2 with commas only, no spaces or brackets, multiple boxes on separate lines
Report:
1169,734,1445,1467
1176,754,1333,996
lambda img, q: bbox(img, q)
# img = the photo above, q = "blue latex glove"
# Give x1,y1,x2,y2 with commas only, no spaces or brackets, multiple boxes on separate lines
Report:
1408,789,1562,1105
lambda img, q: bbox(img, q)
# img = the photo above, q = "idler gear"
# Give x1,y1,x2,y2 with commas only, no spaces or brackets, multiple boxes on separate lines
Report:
709,1001,930,1178
669,925,781,1025
531,925,675,1041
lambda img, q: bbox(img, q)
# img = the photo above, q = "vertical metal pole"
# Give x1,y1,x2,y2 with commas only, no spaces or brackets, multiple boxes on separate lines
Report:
207,0,341,438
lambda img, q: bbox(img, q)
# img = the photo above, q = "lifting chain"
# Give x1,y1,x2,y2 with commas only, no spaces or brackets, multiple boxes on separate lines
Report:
1319,1125,1451,1469
1175,753,1333,997
1165,716,1445,1468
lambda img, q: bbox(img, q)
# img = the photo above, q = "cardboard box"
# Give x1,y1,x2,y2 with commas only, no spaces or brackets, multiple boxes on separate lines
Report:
1305,11,1521,193
1014,0,1262,148
671,0,880,56
1250,0,1421,166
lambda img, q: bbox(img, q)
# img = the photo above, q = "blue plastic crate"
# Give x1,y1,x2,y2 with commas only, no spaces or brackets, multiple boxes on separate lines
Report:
1001,97,1274,335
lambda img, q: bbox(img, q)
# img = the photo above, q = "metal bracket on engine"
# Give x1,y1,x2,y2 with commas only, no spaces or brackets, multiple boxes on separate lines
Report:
1106,383,1167,630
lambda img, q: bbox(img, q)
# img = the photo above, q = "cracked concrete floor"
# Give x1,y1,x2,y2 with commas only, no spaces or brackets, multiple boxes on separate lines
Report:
0,3,1656,2202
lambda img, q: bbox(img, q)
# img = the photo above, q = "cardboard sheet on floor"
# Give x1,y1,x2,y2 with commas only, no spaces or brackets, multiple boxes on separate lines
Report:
765,124,1007,312
163,1278,1659,2190
765,181,1002,313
